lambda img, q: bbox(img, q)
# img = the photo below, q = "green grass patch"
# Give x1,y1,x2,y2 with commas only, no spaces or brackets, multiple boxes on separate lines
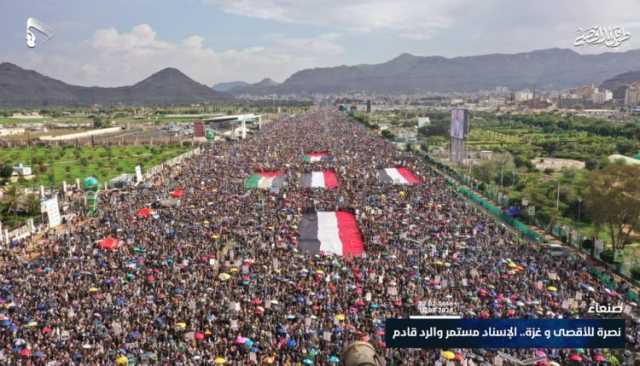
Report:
0,144,191,188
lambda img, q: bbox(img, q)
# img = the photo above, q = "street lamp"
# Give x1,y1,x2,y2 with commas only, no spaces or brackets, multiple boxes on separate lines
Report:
577,196,582,222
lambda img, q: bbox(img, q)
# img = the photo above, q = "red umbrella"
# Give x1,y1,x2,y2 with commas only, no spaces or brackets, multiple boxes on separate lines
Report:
593,354,606,362
569,354,583,362
195,332,205,341
99,237,120,250
19,348,31,358
136,207,152,218
170,189,184,198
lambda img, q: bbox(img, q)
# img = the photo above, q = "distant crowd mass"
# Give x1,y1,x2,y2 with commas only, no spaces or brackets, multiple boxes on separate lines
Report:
0,109,637,365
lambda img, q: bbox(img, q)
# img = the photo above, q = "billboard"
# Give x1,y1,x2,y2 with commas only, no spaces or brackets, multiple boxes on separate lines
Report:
44,196,61,227
450,109,469,139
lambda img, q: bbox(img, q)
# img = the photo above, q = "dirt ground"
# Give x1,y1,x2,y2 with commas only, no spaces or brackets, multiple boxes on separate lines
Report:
531,157,585,171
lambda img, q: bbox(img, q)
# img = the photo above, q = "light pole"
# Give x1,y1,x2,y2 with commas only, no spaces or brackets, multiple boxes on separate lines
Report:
577,196,582,222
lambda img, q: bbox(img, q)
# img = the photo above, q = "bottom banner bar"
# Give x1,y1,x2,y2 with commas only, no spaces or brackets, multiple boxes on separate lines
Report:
385,319,625,348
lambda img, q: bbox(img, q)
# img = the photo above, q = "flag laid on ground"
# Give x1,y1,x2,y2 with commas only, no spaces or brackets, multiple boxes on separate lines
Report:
245,171,285,190
170,189,184,198
99,237,121,250
303,151,330,163
301,171,339,189
378,167,421,185
298,211,364,256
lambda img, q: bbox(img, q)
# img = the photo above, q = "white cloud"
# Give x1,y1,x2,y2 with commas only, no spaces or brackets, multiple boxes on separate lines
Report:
6,24,346,86
208,0,457,40
208,0,640,44
266,33,345,56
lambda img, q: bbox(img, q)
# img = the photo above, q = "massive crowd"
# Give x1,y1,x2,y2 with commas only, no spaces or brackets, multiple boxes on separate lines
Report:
0,109,638,365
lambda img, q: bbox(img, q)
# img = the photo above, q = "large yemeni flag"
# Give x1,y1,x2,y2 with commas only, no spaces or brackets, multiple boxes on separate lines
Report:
303,151,330,163
245,171,285,190
378,167,421,185
301,171,339,189
298,211,364,256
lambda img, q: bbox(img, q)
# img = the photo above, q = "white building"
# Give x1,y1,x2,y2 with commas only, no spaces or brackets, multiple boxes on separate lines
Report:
592,89,613,104
10,164,34,182
417,117,431,128
514,90,534,102
13,164,32,176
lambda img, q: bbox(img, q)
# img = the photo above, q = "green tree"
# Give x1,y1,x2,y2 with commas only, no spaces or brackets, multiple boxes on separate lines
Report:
585,164,640,250
91,115,109,129
0,164,13,182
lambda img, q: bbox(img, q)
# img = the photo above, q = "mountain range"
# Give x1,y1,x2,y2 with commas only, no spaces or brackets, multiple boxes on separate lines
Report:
0,63,231,107
213,78,280,95
228,48,640,95
211,81,250,92
5,48,640,107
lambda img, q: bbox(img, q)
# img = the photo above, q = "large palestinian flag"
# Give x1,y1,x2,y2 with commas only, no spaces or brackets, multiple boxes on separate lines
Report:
303,151,331,163
298,211,364,256
245,171,285,190
378,167,421,185
301,171,339,189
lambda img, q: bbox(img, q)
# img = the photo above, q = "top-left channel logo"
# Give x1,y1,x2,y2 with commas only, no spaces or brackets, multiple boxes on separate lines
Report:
26,17,54,48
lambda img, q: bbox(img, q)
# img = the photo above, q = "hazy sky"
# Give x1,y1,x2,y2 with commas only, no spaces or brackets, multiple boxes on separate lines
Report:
1,0,639,86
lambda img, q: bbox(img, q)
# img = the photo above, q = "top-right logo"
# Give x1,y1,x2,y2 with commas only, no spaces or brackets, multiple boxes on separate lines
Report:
574,25,631,48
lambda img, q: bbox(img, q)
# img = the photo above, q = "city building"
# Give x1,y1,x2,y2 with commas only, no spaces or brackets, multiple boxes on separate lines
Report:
10,164,34,182
625,84,640,106
572,85,597,99
513,90,533,102
591,89,613,104
417,117,431,128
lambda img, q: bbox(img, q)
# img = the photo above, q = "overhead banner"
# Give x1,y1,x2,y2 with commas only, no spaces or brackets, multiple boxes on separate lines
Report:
44,196,62,227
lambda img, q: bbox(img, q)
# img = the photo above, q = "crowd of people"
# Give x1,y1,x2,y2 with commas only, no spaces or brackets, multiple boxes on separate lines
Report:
0,109,638,365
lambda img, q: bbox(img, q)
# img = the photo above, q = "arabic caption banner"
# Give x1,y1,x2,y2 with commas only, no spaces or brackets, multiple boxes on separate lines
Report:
385,319,625,348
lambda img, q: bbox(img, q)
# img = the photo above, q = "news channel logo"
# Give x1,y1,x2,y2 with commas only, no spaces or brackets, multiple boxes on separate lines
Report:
26,17,54,48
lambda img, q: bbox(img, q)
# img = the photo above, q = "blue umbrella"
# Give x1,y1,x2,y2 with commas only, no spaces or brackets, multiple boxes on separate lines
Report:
303,358,313,365
329,355,340,363
245,339,254,348
287,339,297,348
